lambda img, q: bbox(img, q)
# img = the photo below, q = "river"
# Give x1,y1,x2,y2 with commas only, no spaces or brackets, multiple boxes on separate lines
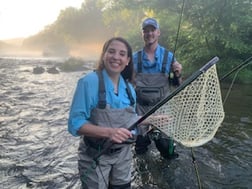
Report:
0,57,251,189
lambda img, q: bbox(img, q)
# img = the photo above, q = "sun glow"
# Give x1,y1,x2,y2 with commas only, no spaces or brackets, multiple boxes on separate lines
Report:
0,0,84,40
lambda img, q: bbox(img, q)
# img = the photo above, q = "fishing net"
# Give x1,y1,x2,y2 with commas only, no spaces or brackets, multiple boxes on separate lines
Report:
147,64,225,147
93,58,224,160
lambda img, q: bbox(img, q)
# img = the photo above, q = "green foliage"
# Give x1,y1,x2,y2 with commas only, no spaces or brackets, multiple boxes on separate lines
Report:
180,0,252,65
23,0,252,83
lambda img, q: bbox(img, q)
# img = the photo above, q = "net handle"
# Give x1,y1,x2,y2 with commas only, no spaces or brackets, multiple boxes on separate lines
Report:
93,56,219,161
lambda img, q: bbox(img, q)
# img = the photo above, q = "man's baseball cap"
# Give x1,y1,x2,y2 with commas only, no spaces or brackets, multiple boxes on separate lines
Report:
142,18,159,29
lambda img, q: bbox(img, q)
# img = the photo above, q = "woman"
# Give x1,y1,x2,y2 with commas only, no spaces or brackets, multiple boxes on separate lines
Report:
68,37,137,189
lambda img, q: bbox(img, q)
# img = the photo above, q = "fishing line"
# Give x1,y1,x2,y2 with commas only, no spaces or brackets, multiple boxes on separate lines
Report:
98,164,109,188
220,56,252,82
191,148,202,189
173,1,203,188
221,56,252,105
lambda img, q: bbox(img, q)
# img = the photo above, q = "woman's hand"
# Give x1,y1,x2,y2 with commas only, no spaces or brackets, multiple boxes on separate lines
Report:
108,128,133,143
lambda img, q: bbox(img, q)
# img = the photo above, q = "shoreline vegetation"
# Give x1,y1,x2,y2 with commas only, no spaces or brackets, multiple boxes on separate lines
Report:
0,56,251,84
1,0,251,83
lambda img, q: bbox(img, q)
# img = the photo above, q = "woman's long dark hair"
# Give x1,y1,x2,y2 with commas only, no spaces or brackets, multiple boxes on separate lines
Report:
96,37,134,83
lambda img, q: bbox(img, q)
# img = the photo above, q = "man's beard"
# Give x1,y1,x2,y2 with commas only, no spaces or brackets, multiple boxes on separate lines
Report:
145,38,157,47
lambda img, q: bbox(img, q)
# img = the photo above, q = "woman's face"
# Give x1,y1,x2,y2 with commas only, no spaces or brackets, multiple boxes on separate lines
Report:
102,40,130,77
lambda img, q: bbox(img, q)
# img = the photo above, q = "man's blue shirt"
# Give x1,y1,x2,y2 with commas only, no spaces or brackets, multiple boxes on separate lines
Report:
133,44,175,73
68,69,136,136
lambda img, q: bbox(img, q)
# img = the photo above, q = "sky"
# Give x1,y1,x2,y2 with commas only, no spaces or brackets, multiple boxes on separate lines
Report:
0,0,84,40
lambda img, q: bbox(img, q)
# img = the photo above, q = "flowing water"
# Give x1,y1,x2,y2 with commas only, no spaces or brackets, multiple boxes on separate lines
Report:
0,58,251,189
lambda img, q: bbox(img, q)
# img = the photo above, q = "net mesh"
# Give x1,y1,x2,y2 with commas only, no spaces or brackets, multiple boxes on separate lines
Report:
148,64,225,147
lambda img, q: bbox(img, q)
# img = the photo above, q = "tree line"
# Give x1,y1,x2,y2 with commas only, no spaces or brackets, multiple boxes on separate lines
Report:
22,0,252,83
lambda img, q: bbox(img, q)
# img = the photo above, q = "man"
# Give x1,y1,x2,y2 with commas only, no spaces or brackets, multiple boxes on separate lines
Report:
133,17,182,159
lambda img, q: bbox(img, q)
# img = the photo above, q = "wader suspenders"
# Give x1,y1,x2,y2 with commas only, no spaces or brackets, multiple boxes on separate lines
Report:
137,51,142,73
161,50,169,73
137,50,168,73
84,71,135,150
96,71,135,108
97,71,107,109
137,49,180,86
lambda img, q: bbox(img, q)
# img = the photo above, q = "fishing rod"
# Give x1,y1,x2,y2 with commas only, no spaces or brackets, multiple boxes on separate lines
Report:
173,0,185,56
170,0,185,86
93,56,219,162
220,56,252,82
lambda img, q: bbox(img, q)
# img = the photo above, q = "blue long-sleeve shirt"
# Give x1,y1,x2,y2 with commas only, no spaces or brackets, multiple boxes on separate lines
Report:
68,69,136,136
133,44,175,73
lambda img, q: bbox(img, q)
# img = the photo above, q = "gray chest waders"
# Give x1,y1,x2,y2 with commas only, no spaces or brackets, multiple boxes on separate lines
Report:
135,50,177,158
78,71,136,189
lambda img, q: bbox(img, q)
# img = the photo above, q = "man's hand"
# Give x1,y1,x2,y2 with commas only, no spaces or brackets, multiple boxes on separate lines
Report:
172,61,182,78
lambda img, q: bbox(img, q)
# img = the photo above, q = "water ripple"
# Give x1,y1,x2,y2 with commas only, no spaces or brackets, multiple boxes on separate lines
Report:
0,58,251,189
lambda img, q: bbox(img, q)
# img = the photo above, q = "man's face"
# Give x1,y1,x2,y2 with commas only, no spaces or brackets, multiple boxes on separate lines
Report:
142,25,160,46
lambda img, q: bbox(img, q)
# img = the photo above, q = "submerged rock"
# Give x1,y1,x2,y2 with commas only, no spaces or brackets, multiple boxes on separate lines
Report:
47,66,59,74
33,66,45,74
